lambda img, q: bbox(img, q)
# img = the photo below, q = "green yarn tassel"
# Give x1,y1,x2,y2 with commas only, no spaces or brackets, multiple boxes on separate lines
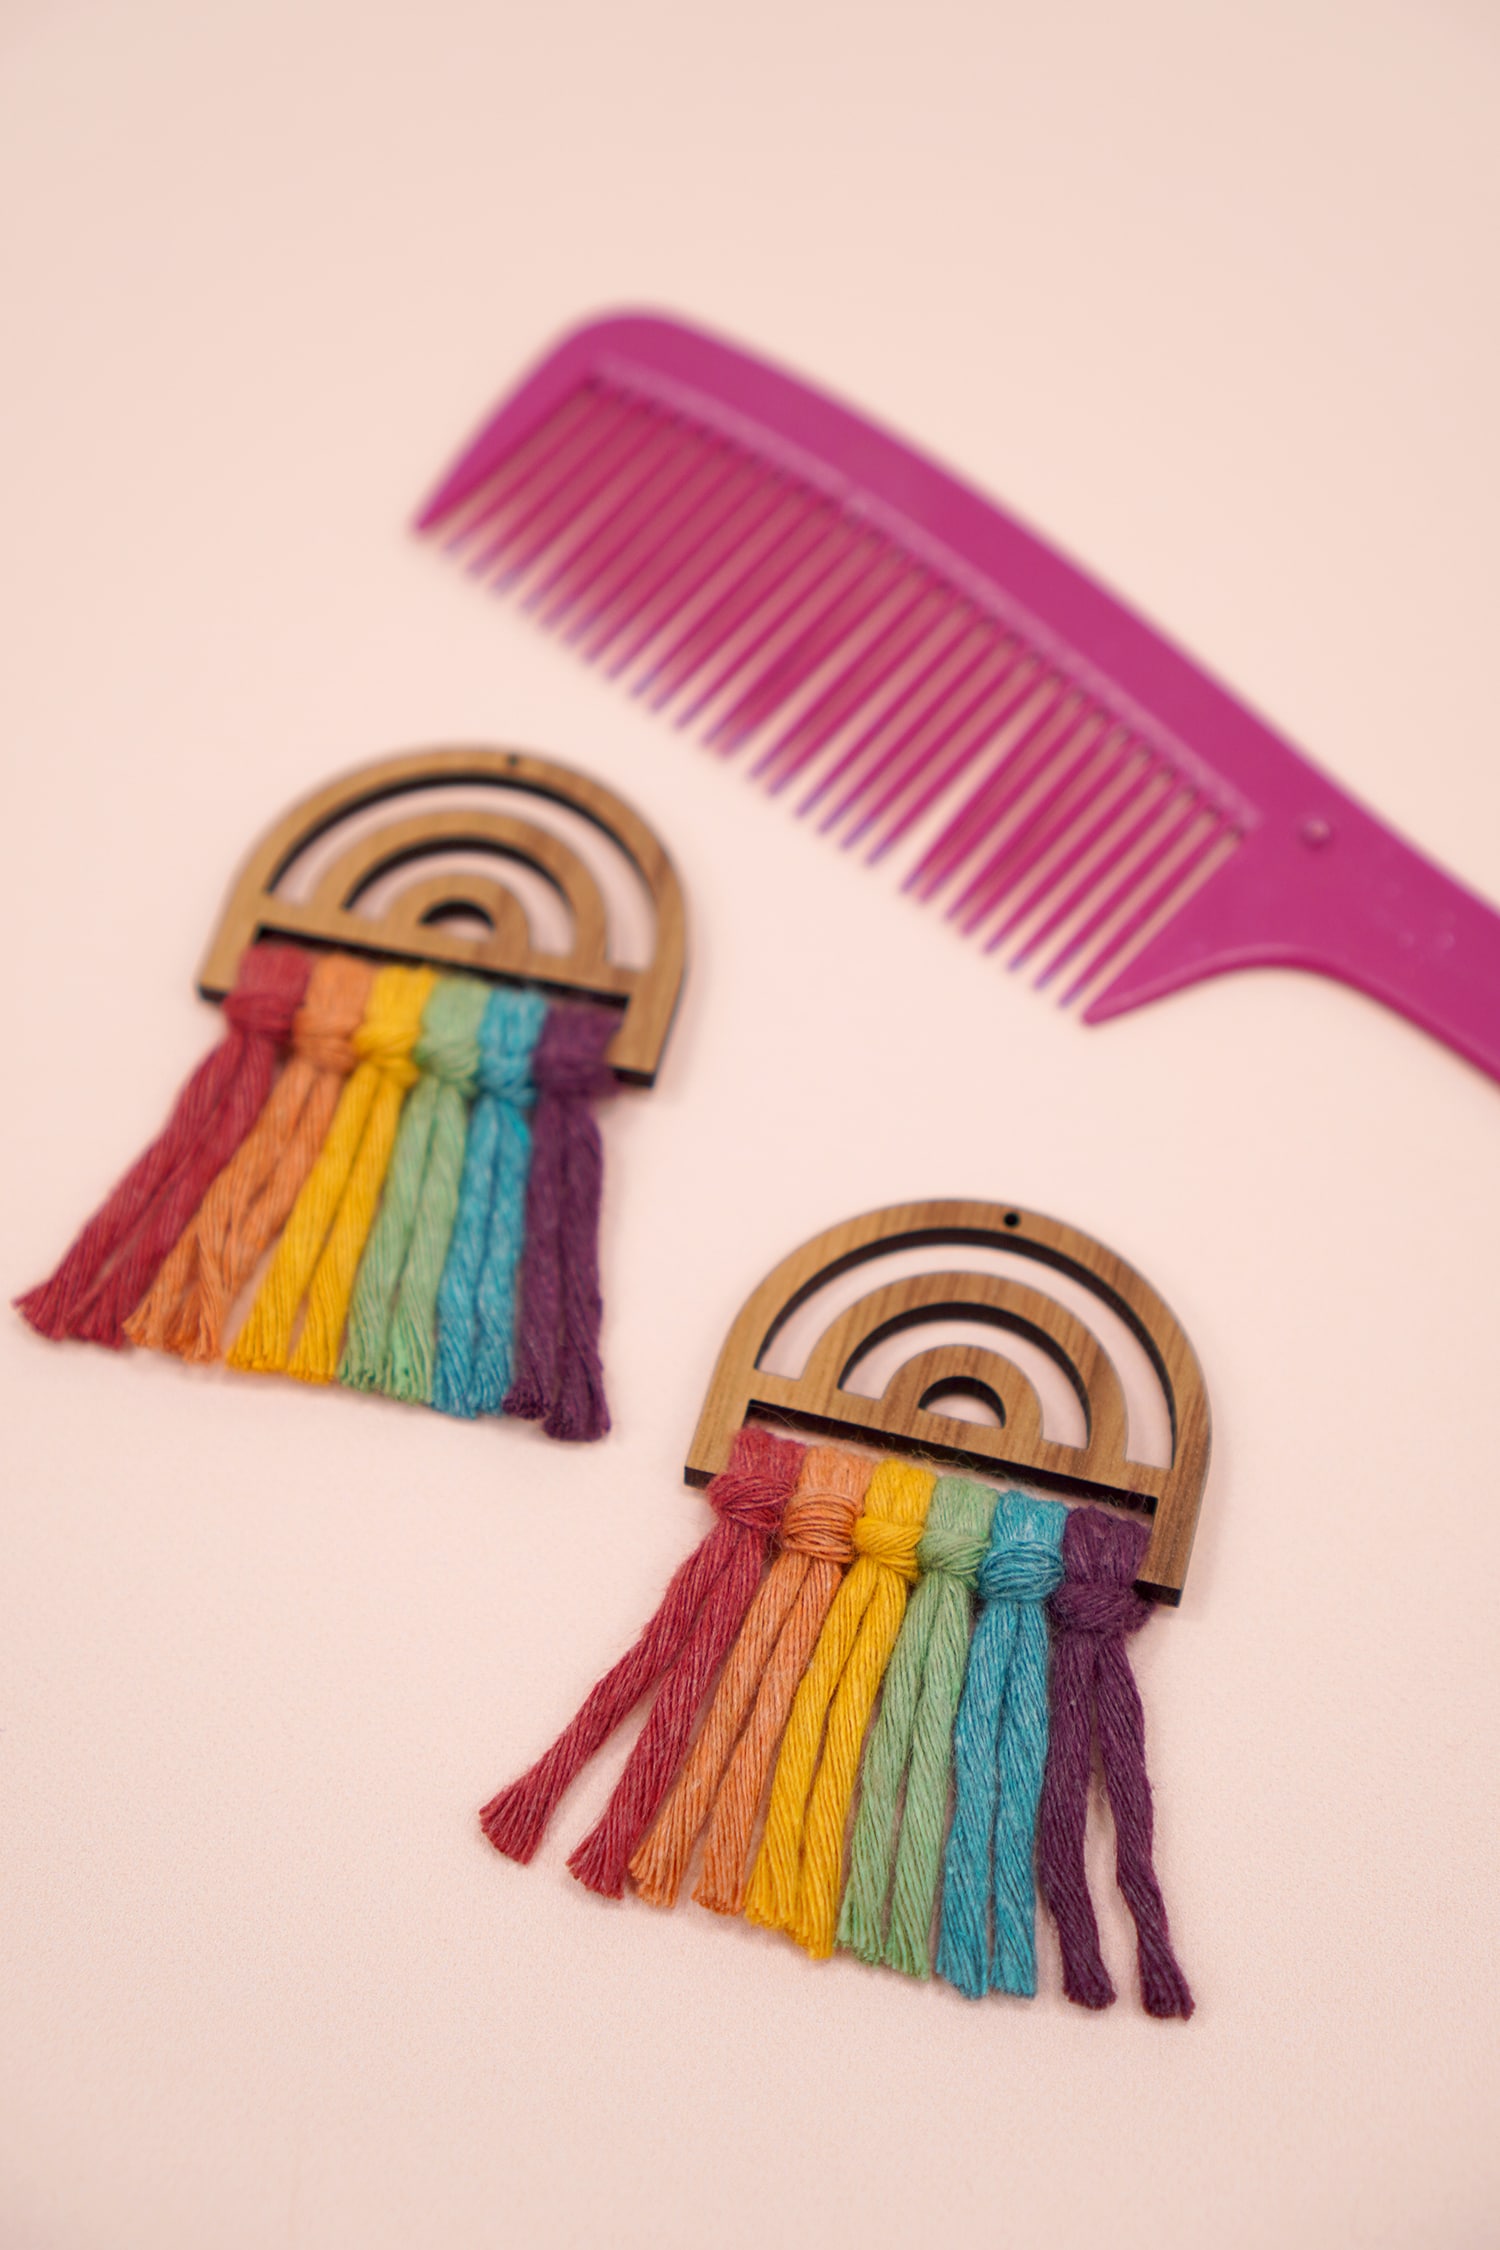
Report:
340,977,486,1397
837,1476,997,1975
340,1083,439,1390
383,981,488,1401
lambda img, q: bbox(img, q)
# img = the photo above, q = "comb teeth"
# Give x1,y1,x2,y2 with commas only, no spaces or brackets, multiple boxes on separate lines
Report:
423,376,1247,1008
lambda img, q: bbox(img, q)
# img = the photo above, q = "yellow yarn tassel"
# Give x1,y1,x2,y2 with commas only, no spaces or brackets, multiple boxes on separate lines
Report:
631,1447,872,1913
227,1049,381,1372
745,1458,933,1958
287,966,433,1381
228,965,433,1378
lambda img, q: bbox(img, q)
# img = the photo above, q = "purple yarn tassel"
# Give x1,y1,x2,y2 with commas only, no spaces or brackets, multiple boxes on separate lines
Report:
1038,1508,1194,2019
504,1004,615,1442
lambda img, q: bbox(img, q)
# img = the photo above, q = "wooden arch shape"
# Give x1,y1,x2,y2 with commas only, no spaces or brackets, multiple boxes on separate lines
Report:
685,1199,1212,1602
197,747,686,1083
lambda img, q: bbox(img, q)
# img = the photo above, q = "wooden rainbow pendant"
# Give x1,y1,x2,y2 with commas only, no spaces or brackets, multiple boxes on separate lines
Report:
16,747,685,1440
480,1200,1206,2013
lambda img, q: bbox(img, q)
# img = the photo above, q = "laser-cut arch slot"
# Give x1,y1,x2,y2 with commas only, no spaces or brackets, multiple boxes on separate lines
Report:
309,810,610,970
887,1345,1038,1440
386,875,528,950
686,1199,1211,1602
911,1368,1008,1427
817,1274,1127,1462
198,746,686,1083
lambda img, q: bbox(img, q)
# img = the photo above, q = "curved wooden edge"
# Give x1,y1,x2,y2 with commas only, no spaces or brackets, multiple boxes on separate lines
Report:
878,1345,1046,1457
307,809,611,972
196,746,687,1085
684,1199,1212,1604
381,872,531,959
802,1270,1132,1475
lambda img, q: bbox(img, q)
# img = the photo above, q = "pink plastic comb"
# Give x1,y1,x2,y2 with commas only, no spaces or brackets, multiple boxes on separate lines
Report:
418,312,1500,1085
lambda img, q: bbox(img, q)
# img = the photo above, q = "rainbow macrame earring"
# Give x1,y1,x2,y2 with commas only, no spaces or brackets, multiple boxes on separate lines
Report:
18,747,685,1441
480,1200,1207,2015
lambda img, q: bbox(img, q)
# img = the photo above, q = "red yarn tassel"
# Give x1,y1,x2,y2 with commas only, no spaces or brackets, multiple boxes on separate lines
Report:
564,1522,769,1896
479,1426,804,1891
16,944,310,1346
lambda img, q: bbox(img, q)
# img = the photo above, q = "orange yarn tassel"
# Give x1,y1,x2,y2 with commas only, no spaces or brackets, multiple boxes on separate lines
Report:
125,954,375,1360
630,1447,872,1914
16,944,309,1345
480,1427,805,1896
745,1459,934,1956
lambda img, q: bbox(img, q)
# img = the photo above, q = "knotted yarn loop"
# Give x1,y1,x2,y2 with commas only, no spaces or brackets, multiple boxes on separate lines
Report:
222,954,306,1040
917,1523,989,1585
853,1514,923,1581
294,1017,360,1073
535,1050,616,1101
708,1459,796,1540
352,1016,422,1085
779,1484,861,1563
281,953,372,1076
1049,1578,1150,1636
477,984,547,1106
414,1027,482,1092
478,1047,536,1103
978,1540,1065,1605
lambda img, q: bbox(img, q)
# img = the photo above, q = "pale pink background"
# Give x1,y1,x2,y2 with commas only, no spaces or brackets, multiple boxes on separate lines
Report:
2,3,1498,2246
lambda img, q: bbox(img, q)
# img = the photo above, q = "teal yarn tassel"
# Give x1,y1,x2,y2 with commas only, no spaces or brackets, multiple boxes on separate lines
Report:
936,1491,1066,2001
431,986,546,1418
382,977,489,1402
837,1477,996,1975
429,1094,499,1416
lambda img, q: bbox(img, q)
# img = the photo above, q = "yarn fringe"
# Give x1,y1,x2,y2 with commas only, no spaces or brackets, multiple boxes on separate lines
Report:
20,960,640,1455
16,943,309,1345
1038,1508,1195,2018
20,958,1200,2013
504,1004,616,1442
838,1476,996,1977
479,1427,804,1891
935,1491,1066,1999
630,1446,872,1911
480,1457,1195,2015
746,1460,933,1959
339,976,488,1401
432,988,546,1418
124,953,374,1360
224,964,432,1380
